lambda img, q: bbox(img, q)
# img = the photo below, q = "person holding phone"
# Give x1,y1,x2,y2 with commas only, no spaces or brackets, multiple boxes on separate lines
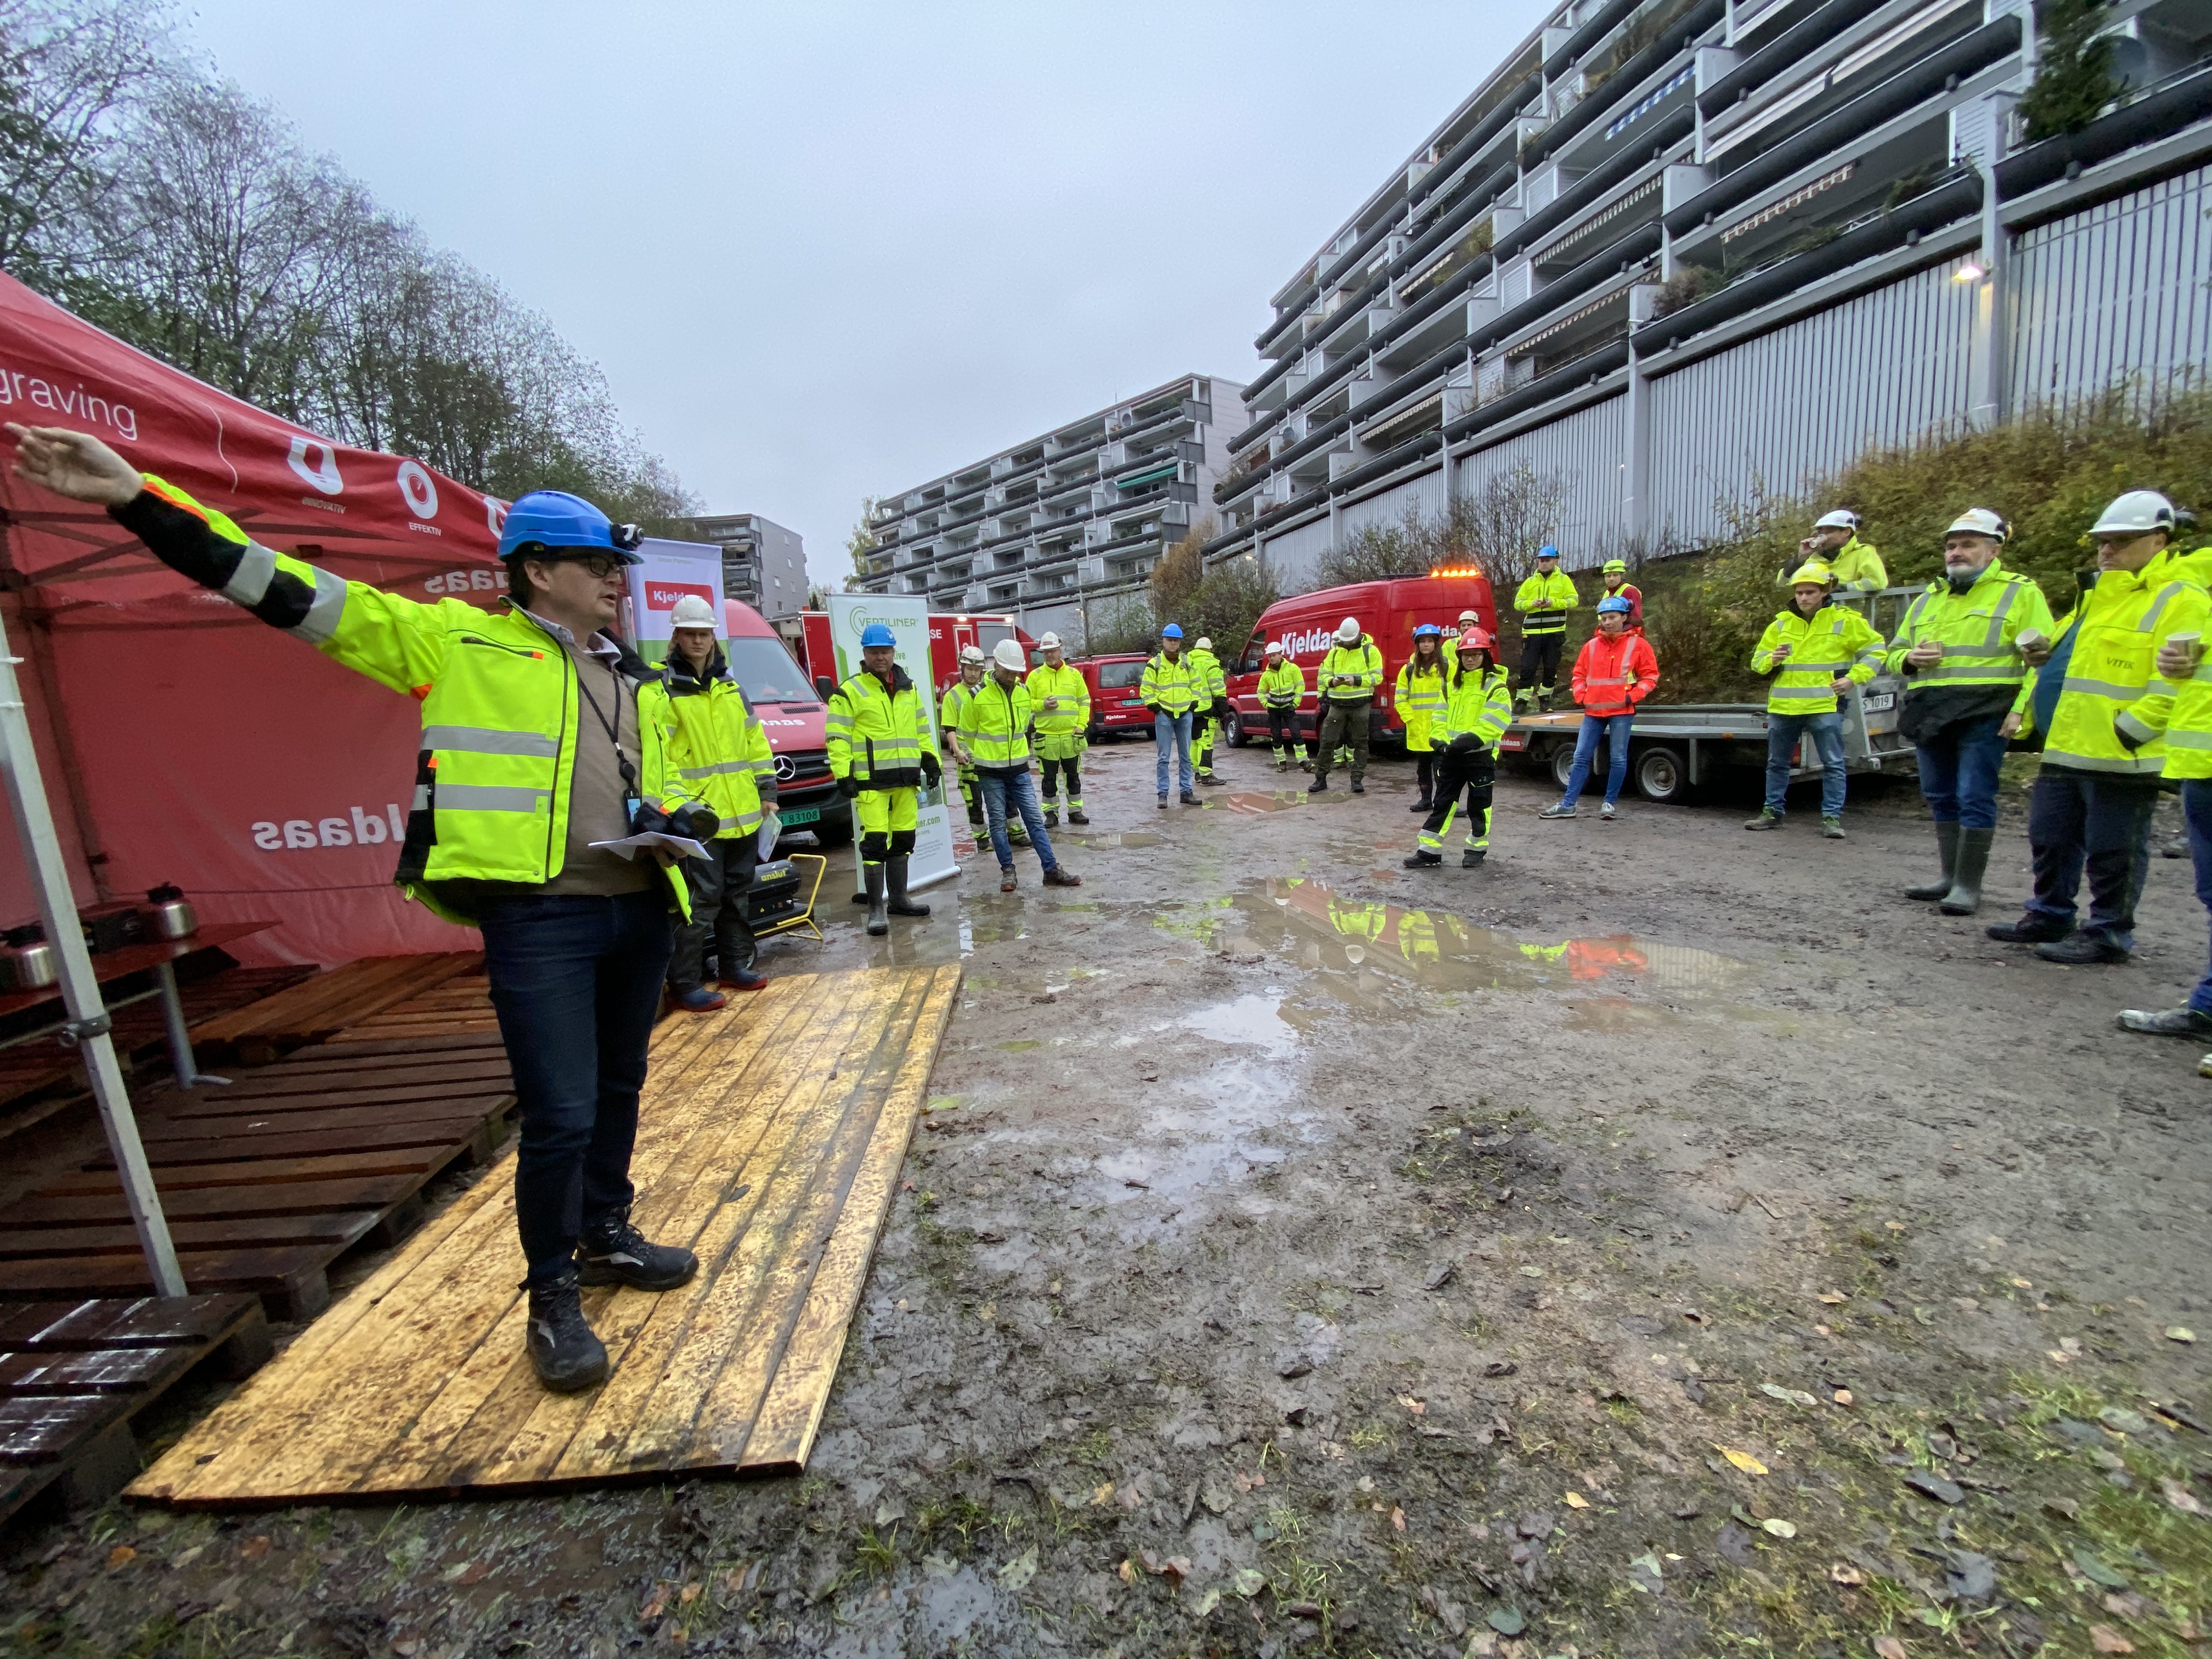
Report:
1026,631,1091,825
5,422,713,1396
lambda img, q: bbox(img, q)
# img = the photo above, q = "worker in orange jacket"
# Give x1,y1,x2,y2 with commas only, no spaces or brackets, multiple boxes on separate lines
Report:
1540,595,1659,821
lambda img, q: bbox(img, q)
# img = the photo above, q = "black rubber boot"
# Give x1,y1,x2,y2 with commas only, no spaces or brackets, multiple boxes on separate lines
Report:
864,861,889,936
1906,822,1962,900
577,1206,699,1291
525,1268,608,1393
887,856,930,917
1462,849,1487,868
1939,827,1994,916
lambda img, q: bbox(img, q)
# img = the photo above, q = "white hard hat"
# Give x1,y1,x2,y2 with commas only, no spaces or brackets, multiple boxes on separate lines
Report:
1945,507,2010,541
1335,616,1361,643
1265,639,1284,654
959,644,986,664
1814,509,1861,532
2091,489,2179,537
1037,631,1062,650
668,594,718,629
1457,610,1478,623
992,638,1026,671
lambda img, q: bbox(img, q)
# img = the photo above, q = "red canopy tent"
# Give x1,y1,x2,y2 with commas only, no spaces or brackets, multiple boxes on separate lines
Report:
0,272,513,965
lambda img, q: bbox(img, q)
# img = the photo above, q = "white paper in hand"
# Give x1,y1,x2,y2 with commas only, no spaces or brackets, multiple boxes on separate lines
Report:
588,831,712,862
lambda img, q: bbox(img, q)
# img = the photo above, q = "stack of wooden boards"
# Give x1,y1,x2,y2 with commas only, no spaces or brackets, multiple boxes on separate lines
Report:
0,1294,269,1524
0,954,516,1321
134,964,961,1506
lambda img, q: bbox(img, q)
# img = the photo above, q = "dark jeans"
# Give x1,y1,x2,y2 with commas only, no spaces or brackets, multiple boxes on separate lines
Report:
2024,765,2160,949
670,835,759,990
979,768,1058,872
1765,709,1847,816
1915,713,2011,830
1314,700,1372,783
1561,712,1633,808
2186,779,2212,1014
1519,633,1564,694
479,888,674,1284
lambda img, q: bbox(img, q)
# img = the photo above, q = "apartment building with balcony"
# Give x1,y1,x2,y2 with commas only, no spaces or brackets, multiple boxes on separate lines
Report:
1208,0,2212,582
852,374,1244,646
672,512,809,621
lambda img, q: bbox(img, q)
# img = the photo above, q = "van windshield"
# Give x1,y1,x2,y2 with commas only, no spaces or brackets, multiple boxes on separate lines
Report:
720,637,814,703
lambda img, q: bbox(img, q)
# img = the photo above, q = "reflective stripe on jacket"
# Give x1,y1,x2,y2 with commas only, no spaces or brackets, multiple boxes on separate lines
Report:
2161,548,2212,781
1258,661,1306,709
827,665,937,789
1318,637,1383,702
1395,656,1449,751
1513,571,1578,634
2035,552,2209,774
1436,665,1514,747
1751,602,1886,715
1782,535,1887,592
956,676,1034,770
651,666,774,839
1139,651,1203,715
1186,648,1226,704
119,475,696,921
1884,561,2055,700
1572,631,1660,718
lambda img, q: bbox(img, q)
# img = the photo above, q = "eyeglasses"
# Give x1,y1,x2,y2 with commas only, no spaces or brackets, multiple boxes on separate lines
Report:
554,552,626,579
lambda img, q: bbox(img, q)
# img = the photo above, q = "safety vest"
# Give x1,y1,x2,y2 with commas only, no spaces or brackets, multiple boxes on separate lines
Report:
1395,655,1449,750
1026,662,1090,738
1784,535,1887,592
2161,549,2212,782
649,667,774,839
1514,570,1578,635
1258,660,1306,709
2038,552,2209,775
827,665,937,790
125,475,696,922
1318,637,1384,702
1140,651,1204,716
1885,561,2055,699
1572,630,1660,718
956,676,1035,770
939,678,978,765
1436,664,1514,747
1186,647,1226,705
1751,602,1886,715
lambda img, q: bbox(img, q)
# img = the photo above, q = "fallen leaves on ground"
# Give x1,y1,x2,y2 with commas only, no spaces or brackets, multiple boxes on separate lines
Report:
1564,1492,1590,1509
1829,1562,1864,1585
1760,1519,1797,1538
998,1547,1038,1592
2090,1624,2137,1654
1873,1636,1908,1659
1716,1445,1768,1475
237,1536,271,1562
104,1545,134,1570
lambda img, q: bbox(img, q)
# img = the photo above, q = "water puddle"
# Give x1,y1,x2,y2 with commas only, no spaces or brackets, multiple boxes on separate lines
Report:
1092,1051,1316,1235
1076,831,1164,848
1172,992,1302,1058
1200,791,1305,814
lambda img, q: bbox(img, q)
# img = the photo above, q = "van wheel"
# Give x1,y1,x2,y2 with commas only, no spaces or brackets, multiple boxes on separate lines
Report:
1635,744,1690,804
1228,716,1248,748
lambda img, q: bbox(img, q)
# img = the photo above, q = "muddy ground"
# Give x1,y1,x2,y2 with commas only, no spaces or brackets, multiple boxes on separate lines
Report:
4,736,2209,1659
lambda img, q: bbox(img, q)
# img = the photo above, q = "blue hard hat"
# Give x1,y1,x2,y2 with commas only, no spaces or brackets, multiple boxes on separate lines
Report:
1537,544,1560,560
859,622,896,647
1596,595,1632,615
1413,623,1443,638
1161,623,1183,639
497,489,644,563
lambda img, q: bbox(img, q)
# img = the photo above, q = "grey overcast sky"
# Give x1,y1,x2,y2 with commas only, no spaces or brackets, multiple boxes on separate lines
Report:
183,1,1553,591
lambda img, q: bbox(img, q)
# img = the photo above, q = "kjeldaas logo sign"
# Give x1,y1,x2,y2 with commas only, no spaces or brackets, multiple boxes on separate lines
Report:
646,580,715,612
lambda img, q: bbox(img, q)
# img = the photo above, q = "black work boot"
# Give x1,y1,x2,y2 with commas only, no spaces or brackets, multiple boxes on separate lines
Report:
1987,913,2071,944
1940,827,1994,916
1462,848,1487,868
1068,808,1089,825
887,855,930,917
864,862,889,936
1906,822,1961,900
1403,850,1442,868
577,1206,699,1291
525,1268,608,1393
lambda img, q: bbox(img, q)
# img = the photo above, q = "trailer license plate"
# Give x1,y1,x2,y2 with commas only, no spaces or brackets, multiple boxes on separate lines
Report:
780,806,820,826
1861,693,1895,713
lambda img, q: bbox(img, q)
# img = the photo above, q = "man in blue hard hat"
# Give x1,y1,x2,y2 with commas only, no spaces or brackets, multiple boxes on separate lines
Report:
1140,623,1204,806
4,422,714,1397
826,621,943,934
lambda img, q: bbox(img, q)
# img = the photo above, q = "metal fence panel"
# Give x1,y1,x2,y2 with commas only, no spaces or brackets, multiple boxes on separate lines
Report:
1337,467,1449,539
1254,512,1339,591
2010,162,2212,412
1453,395,1629,566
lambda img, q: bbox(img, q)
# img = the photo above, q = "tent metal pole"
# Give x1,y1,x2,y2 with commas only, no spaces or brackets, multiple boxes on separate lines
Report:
0,603,185,1296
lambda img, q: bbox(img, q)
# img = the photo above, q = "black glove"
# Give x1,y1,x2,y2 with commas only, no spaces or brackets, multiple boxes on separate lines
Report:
633,800,720,841
1143,702,1161,717
921,752,942,786
1212,698,1232,722
838,775,861,799
1447,732,1482,756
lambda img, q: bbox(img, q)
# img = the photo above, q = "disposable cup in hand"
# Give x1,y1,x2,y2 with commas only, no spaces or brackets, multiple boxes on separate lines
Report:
2016,629,2047,651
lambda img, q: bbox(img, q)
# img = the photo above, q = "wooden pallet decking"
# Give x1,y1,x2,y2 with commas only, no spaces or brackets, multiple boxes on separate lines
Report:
131,964,960,1509
1,1294,269,1523
0,971,516,1322
187,952,482,1064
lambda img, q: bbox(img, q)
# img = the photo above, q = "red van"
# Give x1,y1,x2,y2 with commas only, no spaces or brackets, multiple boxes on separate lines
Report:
1224,574,1498,750
724,599,853,847
1071,652,1154,740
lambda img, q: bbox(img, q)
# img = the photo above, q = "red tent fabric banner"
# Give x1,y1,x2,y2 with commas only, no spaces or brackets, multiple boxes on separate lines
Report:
0,273,515,965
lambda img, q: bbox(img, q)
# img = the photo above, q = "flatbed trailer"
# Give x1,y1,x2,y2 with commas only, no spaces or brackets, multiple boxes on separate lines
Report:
1499,679,1918,804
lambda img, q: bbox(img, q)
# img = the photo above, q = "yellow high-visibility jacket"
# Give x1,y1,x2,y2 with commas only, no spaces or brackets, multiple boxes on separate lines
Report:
1318,636,1384,702
1395,655,1449,750
1884,560,2055,701
955,675,1035,771
1513,570,1578,635
1026,661,1090,760
1139,650,1204,716
1751,602,1887,715
1435,664,1515,748
2161,547,2212,782
1258,659,1306,709
651,659,776,840
827,665,939,789
2032,551,2209,775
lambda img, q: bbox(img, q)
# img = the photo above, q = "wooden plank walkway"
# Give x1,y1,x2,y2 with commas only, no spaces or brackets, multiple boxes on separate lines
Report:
0,969,516,1321
1,1294,269,1523
188,952,482,1065
130,964,960,1509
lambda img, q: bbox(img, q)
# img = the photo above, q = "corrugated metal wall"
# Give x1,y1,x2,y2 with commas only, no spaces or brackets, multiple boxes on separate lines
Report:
1254,511,1340,592
2010,162,2212,411
1337,467,1449,538
1648,262,1978,544
1453,395,1629,566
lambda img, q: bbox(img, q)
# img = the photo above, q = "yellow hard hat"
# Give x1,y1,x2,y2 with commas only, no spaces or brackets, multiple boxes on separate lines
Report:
1788,562,1835,586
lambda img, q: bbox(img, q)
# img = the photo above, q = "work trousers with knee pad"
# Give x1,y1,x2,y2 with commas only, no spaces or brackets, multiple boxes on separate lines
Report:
1419,747,1496,855
856,786,920,867
1039,755,1082,814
